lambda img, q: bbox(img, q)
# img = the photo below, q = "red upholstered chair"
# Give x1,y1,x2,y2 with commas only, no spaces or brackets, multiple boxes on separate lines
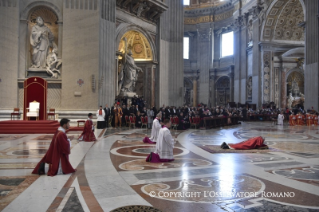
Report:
11,108,20,120
133,116,136,123
125,115,129,127
170,117,174,125
129,116,135,128
47,108,55,120
141,116,147,128
144,116,148,123
77,120,85,127
189,117,196,129
172,116,179,130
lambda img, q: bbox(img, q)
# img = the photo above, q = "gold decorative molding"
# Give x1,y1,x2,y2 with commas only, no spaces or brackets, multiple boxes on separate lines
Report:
184,10,233,25
184,15,213,25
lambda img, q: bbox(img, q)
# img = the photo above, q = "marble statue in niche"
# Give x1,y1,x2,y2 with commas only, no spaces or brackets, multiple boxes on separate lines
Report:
118,48,143,94
29,16,62,79
287,92,294,109
30,16,55,69
247,19,253,47
291,78,300,97
46,49,62,78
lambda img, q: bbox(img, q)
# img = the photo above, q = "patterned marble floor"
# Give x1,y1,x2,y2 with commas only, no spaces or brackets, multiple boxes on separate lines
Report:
0,122,319,211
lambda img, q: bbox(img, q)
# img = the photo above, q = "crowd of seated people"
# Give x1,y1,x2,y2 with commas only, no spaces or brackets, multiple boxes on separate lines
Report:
103,97,319,129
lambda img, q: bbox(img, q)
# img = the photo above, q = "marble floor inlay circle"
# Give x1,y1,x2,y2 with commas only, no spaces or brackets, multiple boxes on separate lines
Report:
141,175,265,203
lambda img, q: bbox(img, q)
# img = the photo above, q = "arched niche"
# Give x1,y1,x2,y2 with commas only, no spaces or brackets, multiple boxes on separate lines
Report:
116,23,157,62
286,68,304,97
260,0,305,44
115,23,157,106
184,78,193,106
118,30,153,61
19,2,63,78
216,76,230,107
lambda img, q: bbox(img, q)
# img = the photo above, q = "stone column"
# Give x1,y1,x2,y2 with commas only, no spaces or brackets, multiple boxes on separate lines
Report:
251,13,261,108
304,0,319,110
57,21,63,58
151,65,156,107
229,66,235,102
158,0,184,106
99,0,116,106
210,70,216,107
193,78,197,107
233,26,241,103
197,27,212,105
281,68,287,109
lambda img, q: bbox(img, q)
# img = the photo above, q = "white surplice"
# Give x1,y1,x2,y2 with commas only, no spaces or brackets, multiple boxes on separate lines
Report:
155,127,174,160
149,118,161,142
277,114,284,125
96,109,105,121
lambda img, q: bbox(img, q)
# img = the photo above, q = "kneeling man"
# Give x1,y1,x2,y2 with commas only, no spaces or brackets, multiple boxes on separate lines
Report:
79,113,97,142
143,112,162,144
32,118,76,176
146,119,175,163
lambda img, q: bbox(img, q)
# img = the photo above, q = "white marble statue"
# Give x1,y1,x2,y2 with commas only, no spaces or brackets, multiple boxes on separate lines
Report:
287,92,294,109
119,49,143,93
46,49,62,78
30,16,55,69
247,19,253,46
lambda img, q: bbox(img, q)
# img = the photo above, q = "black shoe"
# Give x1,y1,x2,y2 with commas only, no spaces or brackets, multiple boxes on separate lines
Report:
38,162,45,175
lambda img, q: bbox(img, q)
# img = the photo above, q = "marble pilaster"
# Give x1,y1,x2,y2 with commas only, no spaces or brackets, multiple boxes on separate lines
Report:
304,0,319,110
158,0,184,106
197,27,212,105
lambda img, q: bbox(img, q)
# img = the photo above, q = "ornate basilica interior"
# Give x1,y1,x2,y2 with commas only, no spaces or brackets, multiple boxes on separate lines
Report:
0,0,318,212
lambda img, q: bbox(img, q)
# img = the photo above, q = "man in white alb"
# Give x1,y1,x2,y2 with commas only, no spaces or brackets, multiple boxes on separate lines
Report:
143,113,162,144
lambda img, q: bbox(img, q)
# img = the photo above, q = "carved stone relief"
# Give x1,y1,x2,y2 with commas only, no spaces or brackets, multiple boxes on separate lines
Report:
263,51,271,103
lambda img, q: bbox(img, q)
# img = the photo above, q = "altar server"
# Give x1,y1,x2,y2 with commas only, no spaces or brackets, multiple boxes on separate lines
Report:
277,112,284,125
143,113,162,144
96,106,105,129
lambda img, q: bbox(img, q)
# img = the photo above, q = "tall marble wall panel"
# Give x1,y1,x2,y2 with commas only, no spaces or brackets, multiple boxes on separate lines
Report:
252,18,261,107
158,0,184,106
233,29,241,103
61,0,100,110
0,0,19,109
99,0,116,107
304,0,319,110
240,26,247,104
198,27,212,105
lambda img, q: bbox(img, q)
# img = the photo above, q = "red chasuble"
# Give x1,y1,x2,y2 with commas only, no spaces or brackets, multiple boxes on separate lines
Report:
228,136,268,150
79,119,96,142
32,129,76,176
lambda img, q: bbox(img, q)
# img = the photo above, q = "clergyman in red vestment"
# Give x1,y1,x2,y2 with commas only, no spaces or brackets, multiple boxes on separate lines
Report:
79,113,96,142
220,136,268,150
32,118,76,176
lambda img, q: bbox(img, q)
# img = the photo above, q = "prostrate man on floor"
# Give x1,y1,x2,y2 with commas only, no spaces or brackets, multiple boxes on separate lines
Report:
143,112,162,144
32,118,76,176
79,113,97,142
146,119,175,163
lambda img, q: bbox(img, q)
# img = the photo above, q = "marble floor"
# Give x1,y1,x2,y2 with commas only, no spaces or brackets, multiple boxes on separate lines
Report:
0,122,319,211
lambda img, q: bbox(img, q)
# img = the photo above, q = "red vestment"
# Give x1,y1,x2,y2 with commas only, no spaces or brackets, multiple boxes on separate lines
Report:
306,114,313,126
79,119,96,142
314,116,318,126
32,129,76,176
228,136,268,150
289,115,296,126
297,115,304,125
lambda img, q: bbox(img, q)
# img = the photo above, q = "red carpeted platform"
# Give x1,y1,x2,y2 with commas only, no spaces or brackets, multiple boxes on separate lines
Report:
0,120,84,134
0,120,61,134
